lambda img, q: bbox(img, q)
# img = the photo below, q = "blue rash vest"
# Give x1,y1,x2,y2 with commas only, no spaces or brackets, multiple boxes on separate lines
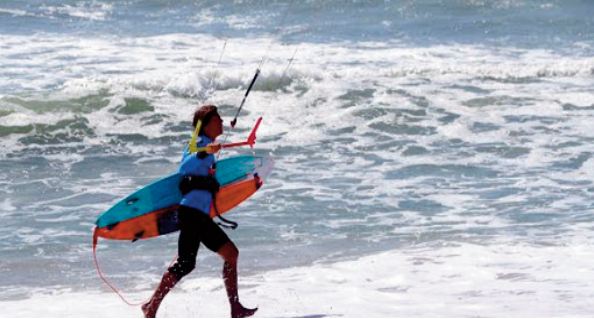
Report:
178,134,215,215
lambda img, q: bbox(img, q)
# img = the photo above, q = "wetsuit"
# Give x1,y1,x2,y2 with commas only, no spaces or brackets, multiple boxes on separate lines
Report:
168,135,230,279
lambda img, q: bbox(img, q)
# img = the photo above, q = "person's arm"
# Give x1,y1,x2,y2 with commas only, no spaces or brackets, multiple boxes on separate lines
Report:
205,143,221,154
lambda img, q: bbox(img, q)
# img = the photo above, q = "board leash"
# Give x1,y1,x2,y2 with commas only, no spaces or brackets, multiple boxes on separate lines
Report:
92,228,178,306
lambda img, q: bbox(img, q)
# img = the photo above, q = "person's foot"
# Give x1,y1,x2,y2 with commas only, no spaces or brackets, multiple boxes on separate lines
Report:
141,271,179,318
141,301,157,318
231,304,258,318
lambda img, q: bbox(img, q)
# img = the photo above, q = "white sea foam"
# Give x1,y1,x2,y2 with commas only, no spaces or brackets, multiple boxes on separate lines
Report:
0,198,16,211
0,8,29,17
0,2,111,21
40,2,112,21
2,242,594,317
2,28,594,304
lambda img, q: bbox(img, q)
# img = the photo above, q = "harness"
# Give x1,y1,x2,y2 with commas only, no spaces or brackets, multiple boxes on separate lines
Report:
179,175,220,195
178,166,238,229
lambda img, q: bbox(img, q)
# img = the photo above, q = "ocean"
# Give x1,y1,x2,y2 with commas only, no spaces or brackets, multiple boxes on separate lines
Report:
1,0,594,316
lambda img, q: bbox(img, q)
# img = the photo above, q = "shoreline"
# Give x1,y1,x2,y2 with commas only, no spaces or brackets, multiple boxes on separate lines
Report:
3,241,593,317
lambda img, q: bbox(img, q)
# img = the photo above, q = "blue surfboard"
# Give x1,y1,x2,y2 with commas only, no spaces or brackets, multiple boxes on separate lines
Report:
95,155,273,232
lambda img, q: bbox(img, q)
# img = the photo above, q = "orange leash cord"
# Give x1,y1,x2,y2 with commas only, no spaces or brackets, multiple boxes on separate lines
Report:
92,227,149,306
92,227,179,306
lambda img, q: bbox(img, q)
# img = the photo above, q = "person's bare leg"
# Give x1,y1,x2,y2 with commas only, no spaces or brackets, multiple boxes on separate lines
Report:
141,271,179,318
218,242,257,318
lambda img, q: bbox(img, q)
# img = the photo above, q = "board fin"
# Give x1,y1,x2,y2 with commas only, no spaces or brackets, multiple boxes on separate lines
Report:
132,230,145,243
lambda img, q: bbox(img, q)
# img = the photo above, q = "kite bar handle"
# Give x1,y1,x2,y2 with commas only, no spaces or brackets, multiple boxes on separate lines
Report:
223,117,262,149
194,117,263,152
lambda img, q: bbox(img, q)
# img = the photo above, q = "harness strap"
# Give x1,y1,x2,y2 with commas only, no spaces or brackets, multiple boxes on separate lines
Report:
212,195,238,229
178,175,238,229
179,175,220,195
215,174,262,229
216,174,263,229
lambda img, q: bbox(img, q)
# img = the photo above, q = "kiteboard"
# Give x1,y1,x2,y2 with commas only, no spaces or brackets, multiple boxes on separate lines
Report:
94,155,273,241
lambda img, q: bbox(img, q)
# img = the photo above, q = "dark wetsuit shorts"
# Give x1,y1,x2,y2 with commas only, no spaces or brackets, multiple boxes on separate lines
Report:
168,205,230,278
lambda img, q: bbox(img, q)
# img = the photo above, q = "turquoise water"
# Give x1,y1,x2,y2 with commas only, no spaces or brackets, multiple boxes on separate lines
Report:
1,0,594,302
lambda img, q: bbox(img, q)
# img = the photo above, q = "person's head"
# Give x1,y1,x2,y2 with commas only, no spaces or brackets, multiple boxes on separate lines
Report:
193,104,223,139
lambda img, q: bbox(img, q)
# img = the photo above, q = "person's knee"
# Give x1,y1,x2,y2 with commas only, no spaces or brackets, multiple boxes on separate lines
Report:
219,242,238,264
168,258,195,278
227,245,239,265
231,247,239,264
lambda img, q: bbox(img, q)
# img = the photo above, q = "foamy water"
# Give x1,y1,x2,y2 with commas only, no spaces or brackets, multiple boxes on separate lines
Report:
1,0,594,316
3,242,594,317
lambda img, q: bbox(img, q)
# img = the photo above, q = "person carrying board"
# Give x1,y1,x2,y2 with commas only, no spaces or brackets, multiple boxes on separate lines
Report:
142,105,257,318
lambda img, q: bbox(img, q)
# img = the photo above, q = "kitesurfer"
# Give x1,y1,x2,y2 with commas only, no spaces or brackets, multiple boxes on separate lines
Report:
142,105,257,318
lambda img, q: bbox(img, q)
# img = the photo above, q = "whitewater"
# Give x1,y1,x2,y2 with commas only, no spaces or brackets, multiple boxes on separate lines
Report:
1,0,594,317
